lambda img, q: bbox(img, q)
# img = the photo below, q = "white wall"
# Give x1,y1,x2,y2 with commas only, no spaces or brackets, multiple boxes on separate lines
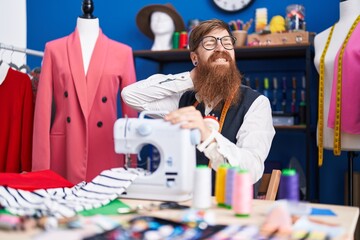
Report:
0,0,27,68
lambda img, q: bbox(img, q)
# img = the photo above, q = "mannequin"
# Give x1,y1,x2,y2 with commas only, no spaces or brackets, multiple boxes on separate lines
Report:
314,0,360,205
32,0,137,184
136,4,186,50
150,11,175,51
314,0,360,153
77,0,99,74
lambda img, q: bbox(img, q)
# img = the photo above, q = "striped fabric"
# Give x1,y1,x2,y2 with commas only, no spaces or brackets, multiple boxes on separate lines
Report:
0,168,139,218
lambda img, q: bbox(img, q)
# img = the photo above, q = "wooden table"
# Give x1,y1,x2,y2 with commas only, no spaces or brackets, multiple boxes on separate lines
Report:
0,199,358,239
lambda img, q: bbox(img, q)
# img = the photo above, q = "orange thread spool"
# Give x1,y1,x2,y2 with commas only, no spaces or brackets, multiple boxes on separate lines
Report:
215,164,230,207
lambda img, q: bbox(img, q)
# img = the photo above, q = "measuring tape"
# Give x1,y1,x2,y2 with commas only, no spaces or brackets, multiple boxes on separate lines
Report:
318,26,334,166
318,15,360,166
194,92,234,168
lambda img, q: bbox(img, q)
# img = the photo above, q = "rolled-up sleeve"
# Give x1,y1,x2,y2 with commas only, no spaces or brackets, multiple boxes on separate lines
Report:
121,72,193,117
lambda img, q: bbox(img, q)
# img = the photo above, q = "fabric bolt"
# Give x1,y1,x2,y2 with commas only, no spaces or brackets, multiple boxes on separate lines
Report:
328,22,360,134
0,170,74,190
0,168,139,219
32,29,137,184
0,67,33,173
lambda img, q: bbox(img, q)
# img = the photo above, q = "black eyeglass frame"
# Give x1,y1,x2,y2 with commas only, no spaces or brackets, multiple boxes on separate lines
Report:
200,36,237,51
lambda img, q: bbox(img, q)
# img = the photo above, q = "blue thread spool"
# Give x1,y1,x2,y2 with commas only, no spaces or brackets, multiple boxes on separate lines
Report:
225,167,237,209
278,168,299,201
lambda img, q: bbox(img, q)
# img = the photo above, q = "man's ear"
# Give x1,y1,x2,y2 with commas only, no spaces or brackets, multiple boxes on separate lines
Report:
190,52,198,66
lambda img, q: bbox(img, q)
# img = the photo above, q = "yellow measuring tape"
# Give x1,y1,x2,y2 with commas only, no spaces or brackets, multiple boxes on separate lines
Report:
318,26,334,167
194,92,234,168
318,15,360,166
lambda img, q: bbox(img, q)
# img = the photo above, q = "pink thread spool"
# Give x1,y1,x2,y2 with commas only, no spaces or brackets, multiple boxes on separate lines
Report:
232,169,253,217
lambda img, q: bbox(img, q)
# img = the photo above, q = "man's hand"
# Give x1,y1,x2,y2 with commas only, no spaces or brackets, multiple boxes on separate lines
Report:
164,106,212,142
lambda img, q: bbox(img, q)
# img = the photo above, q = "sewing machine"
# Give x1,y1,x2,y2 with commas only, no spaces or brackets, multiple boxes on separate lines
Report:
113,111,200,202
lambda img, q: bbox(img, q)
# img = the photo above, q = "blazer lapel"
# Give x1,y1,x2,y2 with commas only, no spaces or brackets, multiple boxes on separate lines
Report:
67,30,88,118
86,30,108,115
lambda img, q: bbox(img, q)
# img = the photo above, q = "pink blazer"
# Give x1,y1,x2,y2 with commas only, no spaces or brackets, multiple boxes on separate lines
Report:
32,29,137,184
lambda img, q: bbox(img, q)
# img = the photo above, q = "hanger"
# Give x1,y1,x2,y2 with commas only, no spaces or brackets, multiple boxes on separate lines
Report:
18,53,31,73
19,64,31,73
8,47,20,70
0,49,4,66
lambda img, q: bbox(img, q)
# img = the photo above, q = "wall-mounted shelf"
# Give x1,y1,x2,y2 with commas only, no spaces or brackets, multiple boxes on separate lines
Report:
134,44,313,62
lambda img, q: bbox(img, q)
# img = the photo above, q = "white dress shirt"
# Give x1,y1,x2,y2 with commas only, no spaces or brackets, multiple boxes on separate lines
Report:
121,71,275,183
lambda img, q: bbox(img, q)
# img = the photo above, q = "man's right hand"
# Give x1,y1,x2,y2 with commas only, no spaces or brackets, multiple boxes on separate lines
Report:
164,106,212,143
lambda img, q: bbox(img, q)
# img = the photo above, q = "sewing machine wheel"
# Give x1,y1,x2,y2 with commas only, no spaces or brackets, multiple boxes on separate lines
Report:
127,144,160,174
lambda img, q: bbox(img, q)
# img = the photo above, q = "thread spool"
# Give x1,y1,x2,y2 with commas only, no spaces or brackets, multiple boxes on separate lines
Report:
278,168,300,201
299,101,306,125
172,32,180,49
215,164,230,207
192,165,212,209
225,167,237,209
232,169,252,217
179,31,188,49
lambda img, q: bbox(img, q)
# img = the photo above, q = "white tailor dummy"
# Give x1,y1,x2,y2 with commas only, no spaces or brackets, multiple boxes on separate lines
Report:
76,17,99,75
150,11,175,51
313,0,360,153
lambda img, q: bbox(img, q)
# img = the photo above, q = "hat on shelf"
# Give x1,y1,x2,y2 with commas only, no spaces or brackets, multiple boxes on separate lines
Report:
136,3,186,40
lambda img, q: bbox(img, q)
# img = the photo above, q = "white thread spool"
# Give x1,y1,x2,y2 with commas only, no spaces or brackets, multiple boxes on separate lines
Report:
192,165,212,209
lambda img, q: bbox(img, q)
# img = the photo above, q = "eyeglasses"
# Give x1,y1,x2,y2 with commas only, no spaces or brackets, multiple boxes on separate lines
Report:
201,36,237,51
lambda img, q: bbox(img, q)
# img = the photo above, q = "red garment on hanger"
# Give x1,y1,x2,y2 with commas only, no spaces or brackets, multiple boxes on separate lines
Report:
0,67,33,172
0,170,74,190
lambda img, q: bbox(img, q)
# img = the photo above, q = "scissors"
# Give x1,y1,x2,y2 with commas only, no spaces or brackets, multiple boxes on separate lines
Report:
117,201,189,214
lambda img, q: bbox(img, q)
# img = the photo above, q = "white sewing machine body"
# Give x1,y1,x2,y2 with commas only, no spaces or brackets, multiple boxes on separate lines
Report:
113,112,200,202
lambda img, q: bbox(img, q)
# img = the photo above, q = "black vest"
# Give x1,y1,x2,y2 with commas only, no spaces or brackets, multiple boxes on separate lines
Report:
179,85,261,195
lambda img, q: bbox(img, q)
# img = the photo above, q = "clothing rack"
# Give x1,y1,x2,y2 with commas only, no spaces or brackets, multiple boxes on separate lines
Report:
0,42,44,57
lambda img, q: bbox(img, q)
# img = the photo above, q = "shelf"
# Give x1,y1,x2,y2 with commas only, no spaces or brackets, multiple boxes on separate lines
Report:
274,125,306,131
133,44,313,63
133,49,190,63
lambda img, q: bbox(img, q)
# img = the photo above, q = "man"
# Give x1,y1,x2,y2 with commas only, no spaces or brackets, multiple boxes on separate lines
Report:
121,19,275,192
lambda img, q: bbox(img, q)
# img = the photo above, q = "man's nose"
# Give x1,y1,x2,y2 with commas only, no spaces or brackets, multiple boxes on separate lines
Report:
214,39,225,51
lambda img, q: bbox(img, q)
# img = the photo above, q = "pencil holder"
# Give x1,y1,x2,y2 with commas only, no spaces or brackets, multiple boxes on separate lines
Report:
232,30,247,47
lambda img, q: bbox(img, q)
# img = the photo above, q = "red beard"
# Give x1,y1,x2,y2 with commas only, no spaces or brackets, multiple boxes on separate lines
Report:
193,51,242,108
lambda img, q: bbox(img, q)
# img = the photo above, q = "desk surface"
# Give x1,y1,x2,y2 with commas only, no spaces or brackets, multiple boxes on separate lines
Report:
0,199,358,240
